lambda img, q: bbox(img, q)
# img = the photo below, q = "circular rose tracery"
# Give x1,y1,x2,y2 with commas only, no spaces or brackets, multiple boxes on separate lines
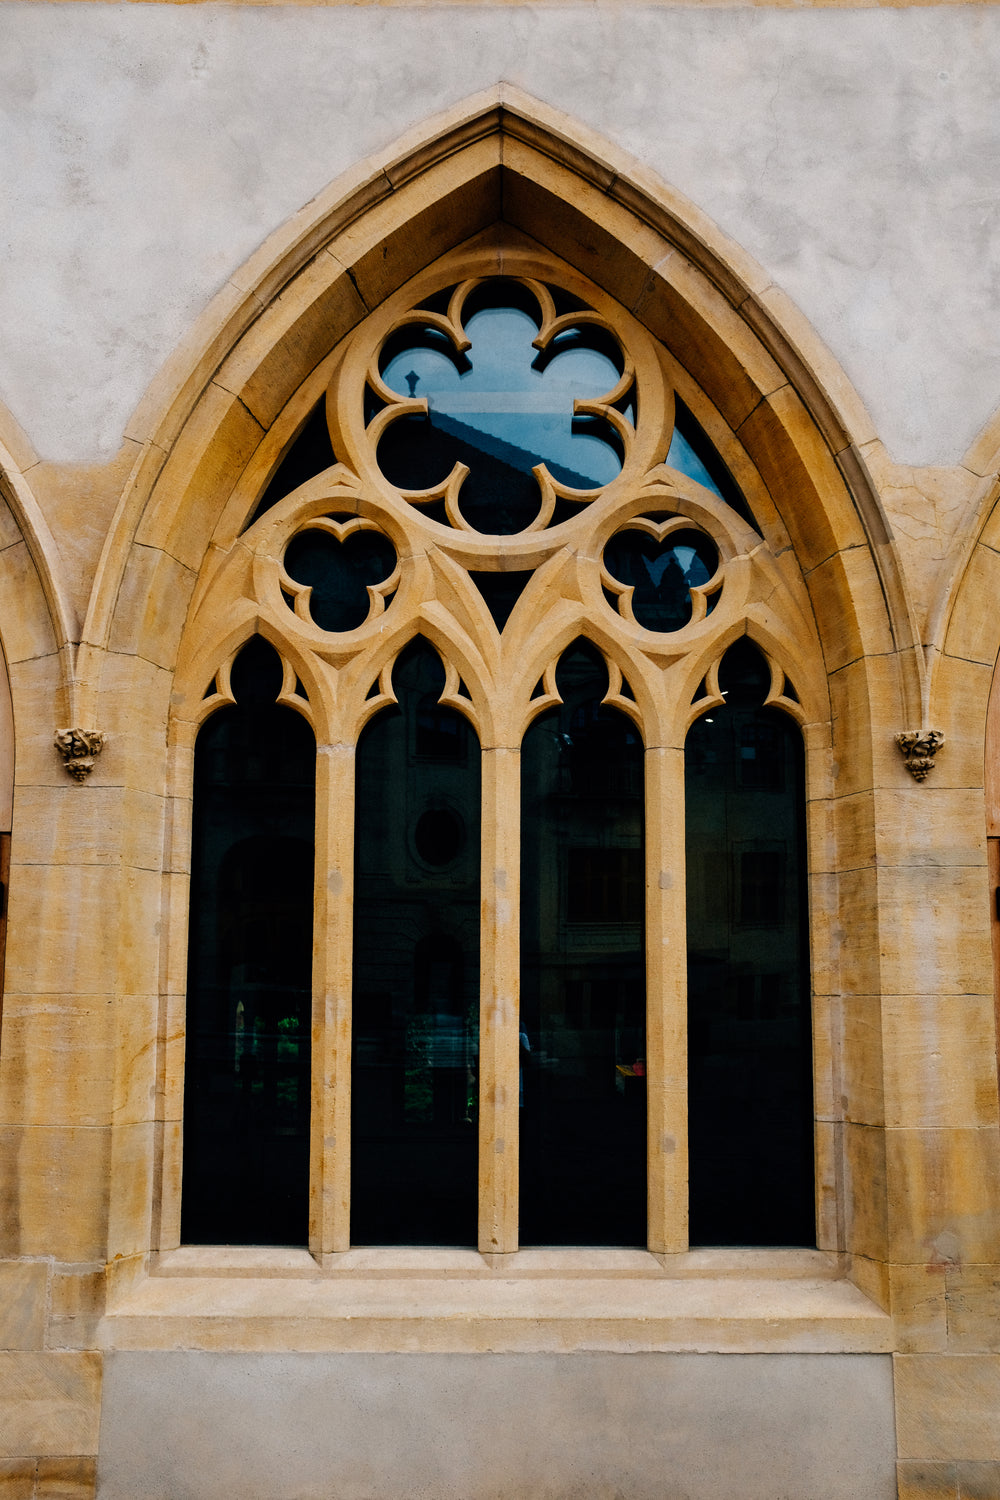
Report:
371,279,633,535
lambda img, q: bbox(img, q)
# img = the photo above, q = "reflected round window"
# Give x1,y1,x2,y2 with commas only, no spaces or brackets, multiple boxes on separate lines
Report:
414,807,466,866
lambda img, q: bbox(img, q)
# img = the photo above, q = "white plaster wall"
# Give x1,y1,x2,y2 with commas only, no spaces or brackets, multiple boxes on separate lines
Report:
2,3,999,468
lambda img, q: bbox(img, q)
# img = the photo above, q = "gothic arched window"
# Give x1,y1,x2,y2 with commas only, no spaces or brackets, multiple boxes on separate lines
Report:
180,255,815,1254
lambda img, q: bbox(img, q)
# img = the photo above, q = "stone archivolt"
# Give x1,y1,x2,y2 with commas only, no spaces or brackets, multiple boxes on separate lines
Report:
169,251,818,1257
113,98,893,1276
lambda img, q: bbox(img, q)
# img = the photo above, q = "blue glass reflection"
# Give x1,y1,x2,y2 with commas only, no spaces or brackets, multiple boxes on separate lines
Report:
665,427,723,498
379,303,624,533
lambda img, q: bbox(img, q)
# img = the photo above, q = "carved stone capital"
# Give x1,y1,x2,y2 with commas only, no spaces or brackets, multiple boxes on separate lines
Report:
54,728,106,783
895,729,945,783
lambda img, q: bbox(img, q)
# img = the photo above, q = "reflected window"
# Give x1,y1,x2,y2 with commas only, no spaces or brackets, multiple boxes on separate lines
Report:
377,280,626,533
685,638,814,1247
352,638,481,1245
567,848,643,924
182,637,315,1246
667,397,759,532
520,640,646,1246
603,526,719,632
416,692,465,761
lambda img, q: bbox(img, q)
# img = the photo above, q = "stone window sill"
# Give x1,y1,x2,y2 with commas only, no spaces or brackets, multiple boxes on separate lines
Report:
99,1248,892,1355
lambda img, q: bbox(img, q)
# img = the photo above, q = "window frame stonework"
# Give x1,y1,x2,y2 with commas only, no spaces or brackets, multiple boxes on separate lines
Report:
166,244,829,1260
72,101,921,1350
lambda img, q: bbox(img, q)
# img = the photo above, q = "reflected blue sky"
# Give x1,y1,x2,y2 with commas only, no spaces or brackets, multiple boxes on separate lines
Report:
664,427,723,499
380,303,726,508
382,306,623,488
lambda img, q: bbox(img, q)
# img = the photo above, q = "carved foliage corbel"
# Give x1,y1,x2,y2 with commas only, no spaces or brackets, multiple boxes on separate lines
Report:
895,729,945,783
54,728,106,783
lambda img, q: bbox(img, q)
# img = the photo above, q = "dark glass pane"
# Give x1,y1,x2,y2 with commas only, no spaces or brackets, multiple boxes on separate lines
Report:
668,398,759,533
352,638,481,1245
685,638,814,1246
720,637,771,704
414,808,466,867
183,637,315,1245
468,570,534,632
248,401,336,528
377,285,624,534
229,632,284,704
567,848,643,923
283,528,396,633
604,528,718,632
520,640,646,1245
415,686,463,762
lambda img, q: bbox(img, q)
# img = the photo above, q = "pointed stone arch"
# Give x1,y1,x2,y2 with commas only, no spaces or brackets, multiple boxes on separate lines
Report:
87,86,930,1276
0,412,79,830
945,464,1000,1096
83,85,917,731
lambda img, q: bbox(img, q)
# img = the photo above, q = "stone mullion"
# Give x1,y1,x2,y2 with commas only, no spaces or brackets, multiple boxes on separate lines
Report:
478,744,521,1255
645,744,688,1254
312,739,355,1258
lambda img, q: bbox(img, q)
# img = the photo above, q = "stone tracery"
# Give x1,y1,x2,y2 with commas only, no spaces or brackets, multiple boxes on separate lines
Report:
175,248,816,1257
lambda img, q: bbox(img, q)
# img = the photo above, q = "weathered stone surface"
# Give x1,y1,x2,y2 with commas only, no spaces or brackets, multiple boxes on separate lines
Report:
49,1269,107,1355
890,1262,948,1355
0,1264,47,1352
0,1128,110,1263
0,1460,35,1500
896,1355,1000,1461
887,1129,1000,1267
0,1353,101,1460
4,865,117,999
896,1460,960,1500
882,996,1000,1130
944,1265,1000,1353
0,997,114,1130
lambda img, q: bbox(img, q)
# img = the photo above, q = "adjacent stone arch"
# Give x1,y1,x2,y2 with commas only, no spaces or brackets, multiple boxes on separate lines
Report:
945,458,1000,1096
0,413,73,907
0,416,75,1245
0,414,76,714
